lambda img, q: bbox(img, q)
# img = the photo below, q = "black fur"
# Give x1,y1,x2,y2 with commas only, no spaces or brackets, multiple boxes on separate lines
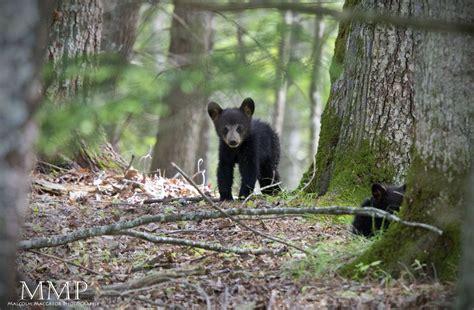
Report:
208,98,281,201
352,183,406,237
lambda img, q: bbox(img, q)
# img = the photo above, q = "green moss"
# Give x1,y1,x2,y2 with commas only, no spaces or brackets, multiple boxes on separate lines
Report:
328,139,398,203
341,154,465,281
328,0,361,82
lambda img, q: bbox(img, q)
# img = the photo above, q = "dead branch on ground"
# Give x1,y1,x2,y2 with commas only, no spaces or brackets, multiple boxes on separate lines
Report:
19,205,443,250
114,230,285,255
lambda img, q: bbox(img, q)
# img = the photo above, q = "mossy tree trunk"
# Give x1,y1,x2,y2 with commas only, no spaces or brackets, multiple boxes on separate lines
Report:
151,0,213,176
0,1,51,304
300,0,415,201
349,1,473,280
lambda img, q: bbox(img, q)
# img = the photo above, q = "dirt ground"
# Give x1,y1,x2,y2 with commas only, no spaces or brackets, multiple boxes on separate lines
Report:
17,167,454,309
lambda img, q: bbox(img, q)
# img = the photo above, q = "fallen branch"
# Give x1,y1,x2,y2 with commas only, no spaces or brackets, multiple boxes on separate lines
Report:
171,162,309,254
82,267,205,301
114,229,285,255
19,206,443,250
142,196,219,204
28,249,103,276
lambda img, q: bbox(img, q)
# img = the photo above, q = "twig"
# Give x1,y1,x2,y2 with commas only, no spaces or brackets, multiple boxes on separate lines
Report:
124,154,135,175
143,196,219,204
28,249,103,276
102,267,205,291
171,162,309,254
267,289,278,310
176,279,211,310
115,229,285,255
241,182,282,205
18,205,443,250
36,160,68,172
300,157,317,192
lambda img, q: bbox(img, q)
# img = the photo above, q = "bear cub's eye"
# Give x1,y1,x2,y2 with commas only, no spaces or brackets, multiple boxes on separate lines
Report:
236,126,243,133
222,127,229,135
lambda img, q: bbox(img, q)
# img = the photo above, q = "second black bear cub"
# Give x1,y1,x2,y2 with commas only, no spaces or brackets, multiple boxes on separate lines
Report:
208,98,281,201
352,183,406,237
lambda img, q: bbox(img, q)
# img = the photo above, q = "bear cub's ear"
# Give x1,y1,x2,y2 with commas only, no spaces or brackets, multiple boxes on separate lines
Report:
240,97,255,117
371,183,386,202
208,102,223,121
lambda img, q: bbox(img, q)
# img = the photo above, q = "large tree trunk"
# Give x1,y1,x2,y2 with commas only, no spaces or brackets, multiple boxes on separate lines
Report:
151,0,213,176
350,0,473,280
0,1,51,305
46,0,103,104
300,0,415,200
45,0,128,171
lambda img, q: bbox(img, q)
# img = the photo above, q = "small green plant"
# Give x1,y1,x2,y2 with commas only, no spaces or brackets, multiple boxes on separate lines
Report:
353,260,393,285
284,237,371,280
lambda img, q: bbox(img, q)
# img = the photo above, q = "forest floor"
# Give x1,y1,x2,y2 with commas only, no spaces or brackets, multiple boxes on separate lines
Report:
18,166,455,309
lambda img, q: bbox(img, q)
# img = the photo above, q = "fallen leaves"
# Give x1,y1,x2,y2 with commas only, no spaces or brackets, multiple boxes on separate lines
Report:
18,166,455,308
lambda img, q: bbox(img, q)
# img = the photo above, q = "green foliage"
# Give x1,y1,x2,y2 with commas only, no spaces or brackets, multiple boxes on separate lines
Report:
37,2,341,180
284,236,371,279
37,59,166,159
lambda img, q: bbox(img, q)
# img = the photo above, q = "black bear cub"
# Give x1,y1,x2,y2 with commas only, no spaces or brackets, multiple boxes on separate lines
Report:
208,98,281,201
352,183,406,237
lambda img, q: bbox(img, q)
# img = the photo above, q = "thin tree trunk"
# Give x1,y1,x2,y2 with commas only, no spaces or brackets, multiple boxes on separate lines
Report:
0,1,51,305
151,0,213,176
457,162,474,308
236,13,247,64
301,0,415,199
272,9,295,136
347,0,473,280
308,18,325,157
101,0,143,149
308,18,336,157
102,0,141,61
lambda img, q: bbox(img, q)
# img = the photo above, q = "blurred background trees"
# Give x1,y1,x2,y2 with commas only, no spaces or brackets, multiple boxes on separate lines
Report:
37,0,340,188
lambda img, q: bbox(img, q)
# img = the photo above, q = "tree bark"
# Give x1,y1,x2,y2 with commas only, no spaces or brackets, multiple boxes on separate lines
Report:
0,1,51,305
347,0,473,280
46,0,103,104
101,0,141,61
300,0,415,199
151,0,213,176
457,162,474,308
45,0,128,171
